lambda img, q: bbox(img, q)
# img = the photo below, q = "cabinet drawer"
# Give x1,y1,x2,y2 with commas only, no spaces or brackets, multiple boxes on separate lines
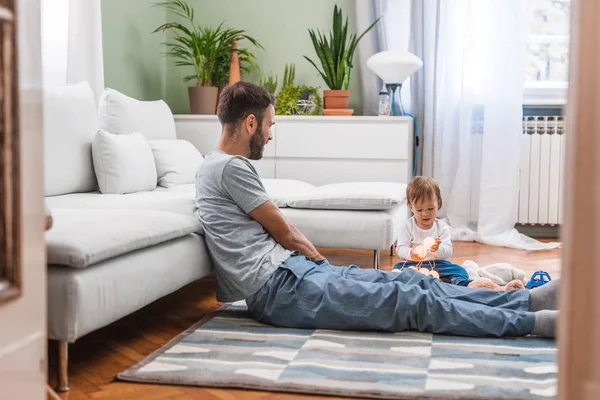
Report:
276,160,409,186
251,159,275,178
275,119,410,160
176,119,275,157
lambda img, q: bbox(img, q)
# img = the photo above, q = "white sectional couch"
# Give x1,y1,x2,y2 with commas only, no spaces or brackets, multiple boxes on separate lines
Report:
44,82,408,391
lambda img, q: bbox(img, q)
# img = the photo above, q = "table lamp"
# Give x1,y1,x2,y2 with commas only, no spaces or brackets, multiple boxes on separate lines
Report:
366,51,423,116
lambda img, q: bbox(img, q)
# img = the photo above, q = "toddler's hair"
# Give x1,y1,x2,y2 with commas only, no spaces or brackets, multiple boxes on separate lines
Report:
406,176,442,209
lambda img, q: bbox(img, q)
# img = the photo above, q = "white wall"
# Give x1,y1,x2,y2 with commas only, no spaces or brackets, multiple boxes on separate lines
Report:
0,0,46,398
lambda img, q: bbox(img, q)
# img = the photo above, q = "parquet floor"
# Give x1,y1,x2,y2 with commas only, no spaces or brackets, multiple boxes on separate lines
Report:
49,241,561,400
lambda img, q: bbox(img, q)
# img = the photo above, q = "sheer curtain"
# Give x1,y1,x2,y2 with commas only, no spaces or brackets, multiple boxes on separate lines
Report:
394,0,560,250
41,0,104,101
355,0,388,116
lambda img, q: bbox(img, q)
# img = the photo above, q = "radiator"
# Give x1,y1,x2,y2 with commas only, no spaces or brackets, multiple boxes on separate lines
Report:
517,115,566,226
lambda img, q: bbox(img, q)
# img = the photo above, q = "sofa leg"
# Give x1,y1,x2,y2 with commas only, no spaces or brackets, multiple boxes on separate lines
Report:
373,250,380,270
390,243,395,256
56,341,69,392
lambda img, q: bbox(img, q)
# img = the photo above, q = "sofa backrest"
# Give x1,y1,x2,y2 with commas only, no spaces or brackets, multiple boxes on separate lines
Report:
98,88,177,140
44,82,99,197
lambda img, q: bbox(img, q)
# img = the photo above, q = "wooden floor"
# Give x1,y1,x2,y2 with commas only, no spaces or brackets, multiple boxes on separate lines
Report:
49,242,561,400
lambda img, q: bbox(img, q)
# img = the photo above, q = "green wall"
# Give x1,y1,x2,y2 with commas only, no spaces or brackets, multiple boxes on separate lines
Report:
102,0,363,114
101,0,167,101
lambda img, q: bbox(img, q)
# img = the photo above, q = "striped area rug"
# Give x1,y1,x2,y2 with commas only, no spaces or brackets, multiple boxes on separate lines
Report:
117,302,557,399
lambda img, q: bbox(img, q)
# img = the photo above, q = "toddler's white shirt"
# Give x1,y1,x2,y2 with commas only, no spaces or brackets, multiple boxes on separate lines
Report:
395,217,453,261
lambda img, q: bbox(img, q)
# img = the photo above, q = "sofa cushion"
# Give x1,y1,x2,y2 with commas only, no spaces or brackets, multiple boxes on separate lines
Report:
149,140,204,188
261,179,317,207
92,130,158,194
46,188,197,220
98,88,177,140
46,209,202,268
44,81,98,196
286,182,407,210
281,203,408,250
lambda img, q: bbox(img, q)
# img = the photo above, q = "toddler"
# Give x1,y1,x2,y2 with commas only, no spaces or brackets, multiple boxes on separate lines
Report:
393,176,472,286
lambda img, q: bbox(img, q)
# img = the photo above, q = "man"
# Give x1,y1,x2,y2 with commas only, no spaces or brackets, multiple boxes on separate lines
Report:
195,82,559,338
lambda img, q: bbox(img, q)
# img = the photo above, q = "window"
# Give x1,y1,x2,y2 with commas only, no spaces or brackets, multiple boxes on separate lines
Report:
41,0,69,86
524,0,571,105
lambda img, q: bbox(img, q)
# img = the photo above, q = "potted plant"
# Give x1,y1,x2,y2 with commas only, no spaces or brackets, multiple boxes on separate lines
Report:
259,72,278,94
304,5,380,114
274,64,322,115
154,1,262,114
275,85,322,116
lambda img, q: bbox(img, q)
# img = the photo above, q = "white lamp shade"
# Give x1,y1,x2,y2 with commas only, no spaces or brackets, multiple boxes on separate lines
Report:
366,51,423,83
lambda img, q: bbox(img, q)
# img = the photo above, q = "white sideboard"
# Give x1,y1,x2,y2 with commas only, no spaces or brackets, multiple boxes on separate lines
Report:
175,115,414,186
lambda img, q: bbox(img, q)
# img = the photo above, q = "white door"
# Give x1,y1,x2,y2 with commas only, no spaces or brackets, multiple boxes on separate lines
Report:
0,0,46,399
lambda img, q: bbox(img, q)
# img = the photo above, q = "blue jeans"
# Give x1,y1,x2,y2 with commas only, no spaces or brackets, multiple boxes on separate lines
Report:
393,259,472,287
246,254,535,337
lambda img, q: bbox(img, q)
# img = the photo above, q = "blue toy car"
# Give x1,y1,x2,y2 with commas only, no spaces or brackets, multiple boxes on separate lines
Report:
526,271,552,289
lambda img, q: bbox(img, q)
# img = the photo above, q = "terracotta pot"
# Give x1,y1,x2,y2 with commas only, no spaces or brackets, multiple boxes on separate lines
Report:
188,86,218,114
323,89,350,109
228,38,241,85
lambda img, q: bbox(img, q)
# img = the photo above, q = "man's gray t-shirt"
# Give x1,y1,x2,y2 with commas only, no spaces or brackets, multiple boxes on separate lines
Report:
195,150,292,302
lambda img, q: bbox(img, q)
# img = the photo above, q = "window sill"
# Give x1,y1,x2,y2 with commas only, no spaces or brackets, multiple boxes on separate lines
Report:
523,83,567,107
522,98,566,107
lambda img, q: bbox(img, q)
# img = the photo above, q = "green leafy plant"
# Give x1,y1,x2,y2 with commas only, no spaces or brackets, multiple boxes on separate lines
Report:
304,5,380,90
259,72,278,94
282,63,296,88
275,85,322,116
153,0,263,87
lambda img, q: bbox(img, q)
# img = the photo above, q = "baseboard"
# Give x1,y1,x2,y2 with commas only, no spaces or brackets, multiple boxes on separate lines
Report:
516,225,560,239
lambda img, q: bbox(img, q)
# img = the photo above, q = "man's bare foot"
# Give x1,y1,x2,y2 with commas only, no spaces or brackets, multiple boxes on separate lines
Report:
468,278,502,290
505,279,525,291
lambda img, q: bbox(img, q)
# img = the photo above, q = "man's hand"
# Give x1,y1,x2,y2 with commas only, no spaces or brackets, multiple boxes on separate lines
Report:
249,201,324,261
429,238,442,252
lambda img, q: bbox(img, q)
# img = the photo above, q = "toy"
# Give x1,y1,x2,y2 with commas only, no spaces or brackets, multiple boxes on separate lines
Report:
396,238,524,291
462,260,527,291
526,270,552,289
396,237,439,279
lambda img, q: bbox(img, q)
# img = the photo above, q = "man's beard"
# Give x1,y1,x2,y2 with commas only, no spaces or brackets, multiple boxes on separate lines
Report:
249,130,265,160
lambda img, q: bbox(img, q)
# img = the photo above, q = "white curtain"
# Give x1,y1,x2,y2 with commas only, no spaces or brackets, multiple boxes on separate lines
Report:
41,0,104,101
392,0,560,250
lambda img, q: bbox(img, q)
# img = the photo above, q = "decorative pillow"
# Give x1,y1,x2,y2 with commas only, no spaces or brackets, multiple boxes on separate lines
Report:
261,179,317,207
286,182,407,211
92,130,157,194
149,140,204,188
43,81,99,196
98,88,177,140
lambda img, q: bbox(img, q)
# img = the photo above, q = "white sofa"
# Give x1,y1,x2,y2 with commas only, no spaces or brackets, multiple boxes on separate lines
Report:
44,82,408,391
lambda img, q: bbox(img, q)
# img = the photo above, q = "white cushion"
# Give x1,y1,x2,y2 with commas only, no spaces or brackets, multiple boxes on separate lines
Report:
46,187,196,216
98,88,177,140
43,81,99,196
46,209,201,268
286,182,407,210
92,130,157,194
261,179,317,207
149,140,204,188
281,203,408,250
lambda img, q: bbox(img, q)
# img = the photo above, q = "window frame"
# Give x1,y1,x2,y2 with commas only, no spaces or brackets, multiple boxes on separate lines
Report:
524,5,570,105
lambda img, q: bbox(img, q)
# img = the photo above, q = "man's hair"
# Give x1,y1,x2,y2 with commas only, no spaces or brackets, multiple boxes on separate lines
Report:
217,81,275,132
406,176,443,209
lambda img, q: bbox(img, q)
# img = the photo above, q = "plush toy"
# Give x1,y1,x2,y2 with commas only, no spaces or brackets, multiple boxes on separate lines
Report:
462,260,527,291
